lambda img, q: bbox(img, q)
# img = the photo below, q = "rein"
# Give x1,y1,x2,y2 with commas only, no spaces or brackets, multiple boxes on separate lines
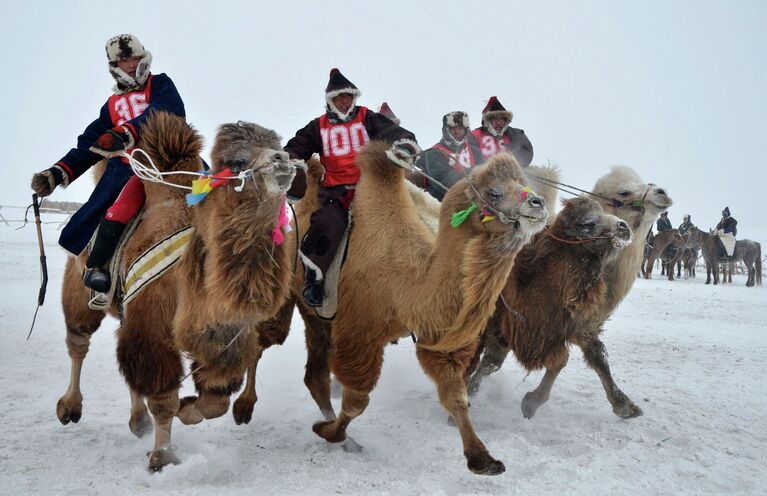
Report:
544,226,612,245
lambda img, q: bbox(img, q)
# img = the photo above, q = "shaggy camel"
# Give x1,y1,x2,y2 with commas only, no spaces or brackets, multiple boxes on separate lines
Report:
465,197,632,416
296,145,547,475
468,166,672,419
171,120,296,428
55,113,203,443
643,228,685,280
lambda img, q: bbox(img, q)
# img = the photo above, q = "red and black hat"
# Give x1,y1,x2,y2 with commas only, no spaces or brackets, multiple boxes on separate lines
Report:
378,102,400,125
325,68,360,99
481,96,513,137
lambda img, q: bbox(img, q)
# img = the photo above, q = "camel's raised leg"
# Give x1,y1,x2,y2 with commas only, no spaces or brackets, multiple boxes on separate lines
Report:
466,324,511,397
579,336,642,419
147,389,181,472
128,387,152,438
298,302,336,421
417,345,505,476
521,349,569,419
177,363,238,425
58,257,107,425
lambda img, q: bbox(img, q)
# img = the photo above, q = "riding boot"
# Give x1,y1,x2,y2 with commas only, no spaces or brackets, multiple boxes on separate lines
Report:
83,218,126,293
302,267,325,307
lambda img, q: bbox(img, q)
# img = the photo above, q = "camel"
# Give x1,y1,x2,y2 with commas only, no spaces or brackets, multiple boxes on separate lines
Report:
643,229,685,280
467,165,672,419
464,197,633,415
290,145,546,475
55,113,203,442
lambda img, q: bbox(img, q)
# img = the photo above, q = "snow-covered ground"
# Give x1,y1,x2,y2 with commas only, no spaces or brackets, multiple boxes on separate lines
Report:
1,216,765,496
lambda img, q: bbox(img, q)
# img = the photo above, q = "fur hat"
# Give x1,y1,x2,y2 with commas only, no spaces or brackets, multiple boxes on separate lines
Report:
722,207,731,217
683,214,691,221
105,34,152,94
441,111,470,146
378,102,400,125
325,68,361,122
481,96,513,137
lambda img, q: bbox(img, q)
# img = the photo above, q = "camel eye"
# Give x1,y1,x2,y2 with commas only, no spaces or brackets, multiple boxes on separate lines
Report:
580,220,597,230
487,188,504,201
618,190,630,196
227,159,248,171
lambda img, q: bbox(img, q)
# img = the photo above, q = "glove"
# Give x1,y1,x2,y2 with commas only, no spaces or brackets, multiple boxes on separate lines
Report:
89,125,135,158
386,139,421,170
286,167,307,202
31,165,68,197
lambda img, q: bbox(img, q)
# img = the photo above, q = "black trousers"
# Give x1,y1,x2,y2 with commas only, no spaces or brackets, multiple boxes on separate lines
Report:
300,185,352,279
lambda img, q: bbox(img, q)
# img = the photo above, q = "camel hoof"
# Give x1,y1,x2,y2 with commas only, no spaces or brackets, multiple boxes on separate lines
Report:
312,420,346,443
615,402,643,419
129,411,153,438
147,445,180,473
56,398,82,425
176,396,204,425
521,391,543,419
466,452,506,475
232,395,256,425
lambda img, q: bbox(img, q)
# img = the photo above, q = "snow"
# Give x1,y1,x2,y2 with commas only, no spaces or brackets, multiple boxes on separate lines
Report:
1,215,766,495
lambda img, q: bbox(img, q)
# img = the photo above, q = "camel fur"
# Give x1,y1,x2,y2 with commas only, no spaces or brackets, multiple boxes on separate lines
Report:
468,165,672,420
289,145,547,476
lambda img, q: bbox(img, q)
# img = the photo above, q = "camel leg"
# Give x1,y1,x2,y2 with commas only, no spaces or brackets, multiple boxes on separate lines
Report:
146,389,181,472
232,346,263,425
521,349,568,419
418,345,505,476
58,258,107,425
467,331,510,397
177,364,236,425
579,336,642,419
298,302,336,421
128,387,152,438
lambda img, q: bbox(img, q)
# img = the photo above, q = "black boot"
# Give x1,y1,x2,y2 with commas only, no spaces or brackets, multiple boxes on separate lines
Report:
83,219,126,293
302,268,324,307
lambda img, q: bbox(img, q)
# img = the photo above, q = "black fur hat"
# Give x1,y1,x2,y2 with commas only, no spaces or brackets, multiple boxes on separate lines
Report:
325,68,361,122
481,96,513,137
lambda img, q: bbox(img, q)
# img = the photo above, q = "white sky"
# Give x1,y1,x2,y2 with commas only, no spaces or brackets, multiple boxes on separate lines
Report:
1,0,765,242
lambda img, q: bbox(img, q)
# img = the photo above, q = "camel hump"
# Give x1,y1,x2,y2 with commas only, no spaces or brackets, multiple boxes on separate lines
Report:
356,140,402,182
139,111,203,173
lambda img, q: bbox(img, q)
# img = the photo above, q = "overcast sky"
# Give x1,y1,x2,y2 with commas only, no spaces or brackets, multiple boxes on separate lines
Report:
1,0,765,242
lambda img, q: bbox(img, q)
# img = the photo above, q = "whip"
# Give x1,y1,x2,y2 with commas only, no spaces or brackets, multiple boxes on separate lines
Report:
27,193,48,340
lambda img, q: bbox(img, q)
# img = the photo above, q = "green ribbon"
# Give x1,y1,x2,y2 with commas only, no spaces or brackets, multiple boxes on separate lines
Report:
451,202,478,228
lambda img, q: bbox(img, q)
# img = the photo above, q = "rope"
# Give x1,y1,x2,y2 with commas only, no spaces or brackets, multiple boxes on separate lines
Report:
544,226,611,245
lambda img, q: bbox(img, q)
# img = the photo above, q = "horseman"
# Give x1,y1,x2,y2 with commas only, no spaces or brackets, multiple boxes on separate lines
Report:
284,68,419,307
715,207,737,256
678,214,695,235
471,96,533,165
416,111,484,201
656,211,672,232
30,34,186,292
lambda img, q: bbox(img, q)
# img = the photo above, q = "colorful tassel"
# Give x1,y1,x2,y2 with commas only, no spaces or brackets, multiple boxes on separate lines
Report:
451,202,478,228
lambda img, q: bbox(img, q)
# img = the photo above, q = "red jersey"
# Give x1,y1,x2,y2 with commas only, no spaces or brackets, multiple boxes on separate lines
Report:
471,128,511,160
318,106,370,186
432,142,480,172
107,75,154,163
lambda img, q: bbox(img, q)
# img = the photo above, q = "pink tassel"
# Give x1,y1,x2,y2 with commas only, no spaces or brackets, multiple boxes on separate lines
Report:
272,197,290,245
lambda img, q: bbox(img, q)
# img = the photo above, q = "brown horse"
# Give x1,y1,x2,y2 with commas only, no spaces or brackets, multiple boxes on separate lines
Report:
643,229,685,280
696,227,728,285
720,239,762,287
675,230,701,279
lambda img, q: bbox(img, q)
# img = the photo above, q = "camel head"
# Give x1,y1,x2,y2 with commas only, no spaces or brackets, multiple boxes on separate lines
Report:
211,121,295,195
445,152,548,236
591,165,672,231
552,197,633,256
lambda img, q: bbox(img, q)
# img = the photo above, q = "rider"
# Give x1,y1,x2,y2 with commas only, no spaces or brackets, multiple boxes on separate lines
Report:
678,214,695,235
283,68,418,307
716,207,737,236
416,111,484,201
31,34,186,293
471,96,533,166
656,211,672,232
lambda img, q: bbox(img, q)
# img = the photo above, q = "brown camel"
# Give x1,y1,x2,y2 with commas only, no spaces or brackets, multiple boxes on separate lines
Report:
55,113,203,443
468,165,672,419
297,146,548,475
465,197,632,413
643,228,685,280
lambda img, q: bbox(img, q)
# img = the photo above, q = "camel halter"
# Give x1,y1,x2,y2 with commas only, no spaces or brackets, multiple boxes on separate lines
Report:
543,226,613,245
